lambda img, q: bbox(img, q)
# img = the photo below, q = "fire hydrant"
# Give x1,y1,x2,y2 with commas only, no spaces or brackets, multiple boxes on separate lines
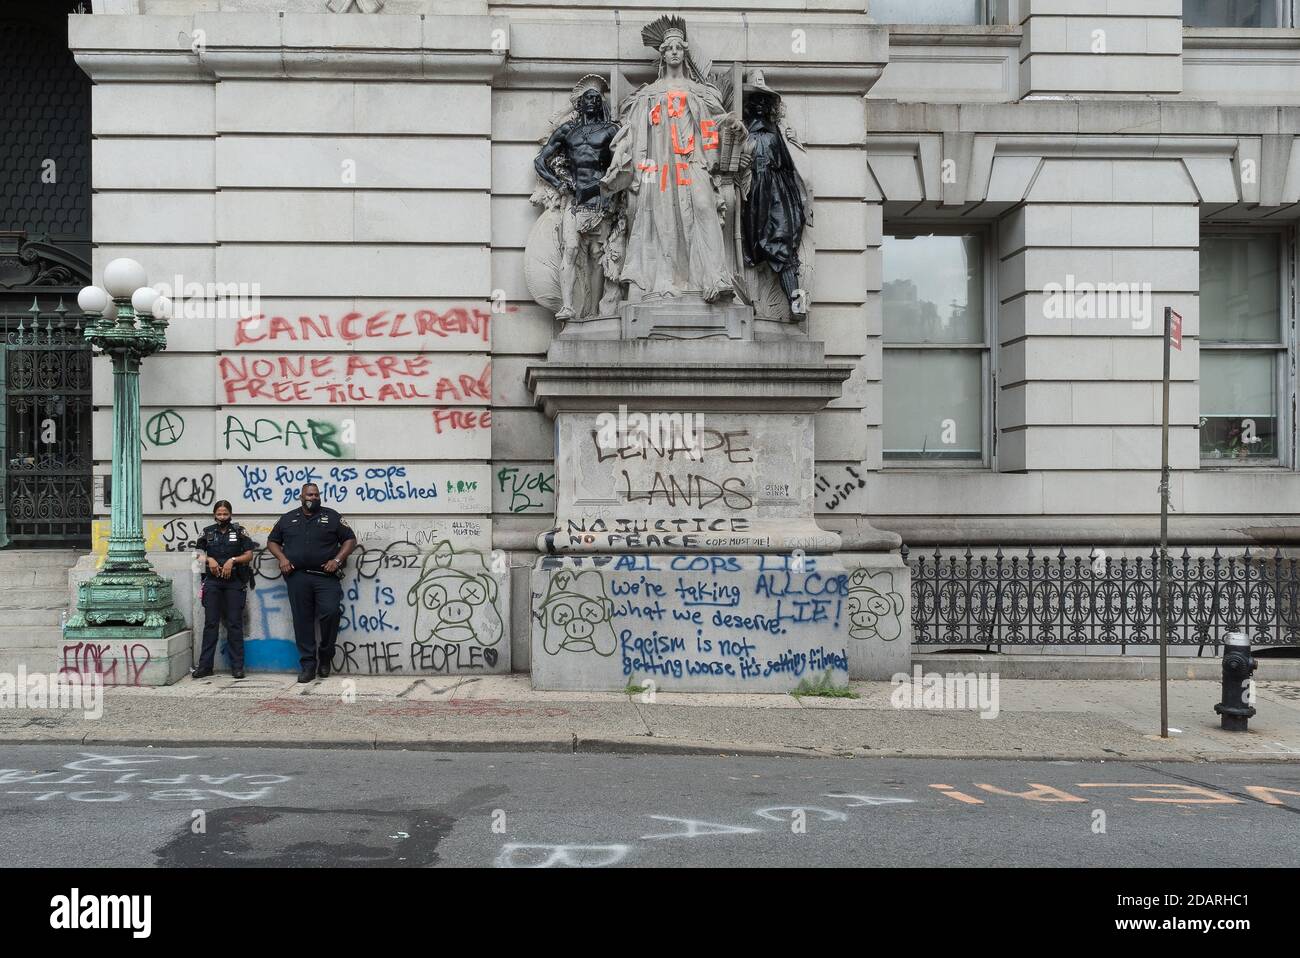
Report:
1214,631,1257,732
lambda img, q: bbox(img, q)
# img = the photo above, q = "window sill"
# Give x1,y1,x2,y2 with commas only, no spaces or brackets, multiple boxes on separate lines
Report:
1184,27,1300,49
877,24,1022,47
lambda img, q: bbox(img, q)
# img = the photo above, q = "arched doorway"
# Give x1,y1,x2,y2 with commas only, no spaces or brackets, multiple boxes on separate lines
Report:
0,2,93,548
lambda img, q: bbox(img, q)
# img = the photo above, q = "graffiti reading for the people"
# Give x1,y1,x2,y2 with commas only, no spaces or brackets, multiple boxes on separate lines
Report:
532,554,850,691
218,354,491,405
239,539,509,675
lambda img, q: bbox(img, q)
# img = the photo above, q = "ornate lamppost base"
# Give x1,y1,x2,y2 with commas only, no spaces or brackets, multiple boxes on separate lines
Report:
64,568,186,641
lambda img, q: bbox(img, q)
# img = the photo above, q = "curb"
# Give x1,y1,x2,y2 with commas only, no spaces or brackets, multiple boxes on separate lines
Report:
0,732,1297,762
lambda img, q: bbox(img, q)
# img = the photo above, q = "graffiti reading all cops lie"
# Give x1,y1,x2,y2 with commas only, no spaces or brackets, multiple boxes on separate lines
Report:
218,354,490,405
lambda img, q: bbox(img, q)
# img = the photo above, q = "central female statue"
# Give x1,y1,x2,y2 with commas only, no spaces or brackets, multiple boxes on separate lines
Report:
600,16,740,304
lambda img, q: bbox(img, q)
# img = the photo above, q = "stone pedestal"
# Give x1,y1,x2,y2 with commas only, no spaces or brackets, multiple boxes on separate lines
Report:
839,551,912,681
530,553,850,692
527,332,858,691
620,296,753,340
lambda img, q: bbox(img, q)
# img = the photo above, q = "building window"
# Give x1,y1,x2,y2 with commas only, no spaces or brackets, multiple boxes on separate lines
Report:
870,0,987,26
883,230,991,464
1184,1,1287,28
1199,231,1290,464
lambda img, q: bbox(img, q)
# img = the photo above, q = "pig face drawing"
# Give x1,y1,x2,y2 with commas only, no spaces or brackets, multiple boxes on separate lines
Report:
845,568,905,642
538,570,617,656
407,543,503,646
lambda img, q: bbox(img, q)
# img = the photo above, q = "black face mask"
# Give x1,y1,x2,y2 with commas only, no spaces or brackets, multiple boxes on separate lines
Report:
303,499,320,514
216,517,231,529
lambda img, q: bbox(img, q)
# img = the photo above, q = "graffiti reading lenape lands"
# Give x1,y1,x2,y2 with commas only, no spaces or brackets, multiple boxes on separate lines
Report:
592,427,755,511
240,539,508,674
232,306,501,347
219,355,491,404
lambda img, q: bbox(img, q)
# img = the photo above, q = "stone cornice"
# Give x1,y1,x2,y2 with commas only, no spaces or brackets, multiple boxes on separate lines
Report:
69,12,509,81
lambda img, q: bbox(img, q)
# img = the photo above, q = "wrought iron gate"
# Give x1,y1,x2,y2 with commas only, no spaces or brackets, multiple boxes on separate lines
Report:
1,301,93,546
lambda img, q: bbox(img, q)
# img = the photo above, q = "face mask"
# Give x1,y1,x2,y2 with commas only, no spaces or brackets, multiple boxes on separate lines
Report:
216,517,231,528
303,499,320,514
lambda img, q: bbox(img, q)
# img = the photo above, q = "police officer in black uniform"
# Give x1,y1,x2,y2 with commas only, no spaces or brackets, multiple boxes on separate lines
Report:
266,482,357,682
193,500,257,679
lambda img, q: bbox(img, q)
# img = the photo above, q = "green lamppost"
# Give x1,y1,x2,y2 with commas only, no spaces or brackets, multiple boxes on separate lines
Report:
64,258,184,641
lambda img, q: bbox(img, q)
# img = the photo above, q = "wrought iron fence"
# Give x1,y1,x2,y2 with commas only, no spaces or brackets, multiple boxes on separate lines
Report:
2,300,93,546
904,545,1300,652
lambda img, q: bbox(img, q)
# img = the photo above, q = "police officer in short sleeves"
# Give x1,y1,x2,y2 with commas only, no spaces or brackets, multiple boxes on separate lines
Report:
193,500,257,680
266,482,357,682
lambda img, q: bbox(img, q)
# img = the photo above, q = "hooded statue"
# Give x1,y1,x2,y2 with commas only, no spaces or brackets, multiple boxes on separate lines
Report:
739,71,814,319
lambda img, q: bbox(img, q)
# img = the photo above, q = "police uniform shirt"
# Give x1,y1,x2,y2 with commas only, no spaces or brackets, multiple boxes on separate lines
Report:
197,522,257,580
268,506,355,572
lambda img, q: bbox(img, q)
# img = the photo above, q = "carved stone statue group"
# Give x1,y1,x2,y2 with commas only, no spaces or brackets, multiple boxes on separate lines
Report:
526,15,814,325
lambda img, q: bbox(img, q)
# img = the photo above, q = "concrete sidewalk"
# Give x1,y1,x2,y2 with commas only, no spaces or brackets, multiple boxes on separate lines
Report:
2,672,1299,762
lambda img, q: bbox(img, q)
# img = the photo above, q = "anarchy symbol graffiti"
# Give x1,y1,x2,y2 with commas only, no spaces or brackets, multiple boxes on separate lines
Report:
145,409,185,447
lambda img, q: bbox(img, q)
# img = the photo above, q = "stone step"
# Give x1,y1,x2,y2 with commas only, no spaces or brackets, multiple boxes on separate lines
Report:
0,549,82,570
0,607,64,627
0,587,69,611
0,626,64,649
0,649,58,674
1,567,74,589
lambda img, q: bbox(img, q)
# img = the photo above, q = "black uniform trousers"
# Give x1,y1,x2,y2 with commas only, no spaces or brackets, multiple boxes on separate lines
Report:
199,578,247,671
286,570,343,672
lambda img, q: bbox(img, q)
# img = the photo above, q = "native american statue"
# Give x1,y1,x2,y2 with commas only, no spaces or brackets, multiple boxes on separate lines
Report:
525,75,625,321
738,70,814,321
599,16,746,304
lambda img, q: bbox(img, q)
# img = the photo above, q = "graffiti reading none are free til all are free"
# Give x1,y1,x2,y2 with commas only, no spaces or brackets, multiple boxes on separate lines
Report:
219,355,491,405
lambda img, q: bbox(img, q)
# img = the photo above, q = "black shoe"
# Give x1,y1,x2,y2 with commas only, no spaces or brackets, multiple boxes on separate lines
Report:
317,663,331,679
232,669,246,680
191,667,214,679
297,669,316,683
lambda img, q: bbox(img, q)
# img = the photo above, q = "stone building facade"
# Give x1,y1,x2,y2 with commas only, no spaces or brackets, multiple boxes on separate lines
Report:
3,0,1297,681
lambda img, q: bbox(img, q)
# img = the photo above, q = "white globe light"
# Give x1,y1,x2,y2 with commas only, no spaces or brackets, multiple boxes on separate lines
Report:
101,298,117,321
132,286,160,316
77,285,109,314
153,295,172,320
103,258,147,298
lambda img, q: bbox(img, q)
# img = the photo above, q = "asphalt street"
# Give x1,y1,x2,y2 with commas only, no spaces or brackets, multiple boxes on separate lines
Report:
0,746,1297,867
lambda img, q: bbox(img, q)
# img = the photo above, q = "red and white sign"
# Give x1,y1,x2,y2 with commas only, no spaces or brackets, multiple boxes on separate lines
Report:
1168,309,1183,351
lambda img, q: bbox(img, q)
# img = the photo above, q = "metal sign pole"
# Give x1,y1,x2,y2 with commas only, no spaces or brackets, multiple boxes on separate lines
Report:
1158,306,1173,739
